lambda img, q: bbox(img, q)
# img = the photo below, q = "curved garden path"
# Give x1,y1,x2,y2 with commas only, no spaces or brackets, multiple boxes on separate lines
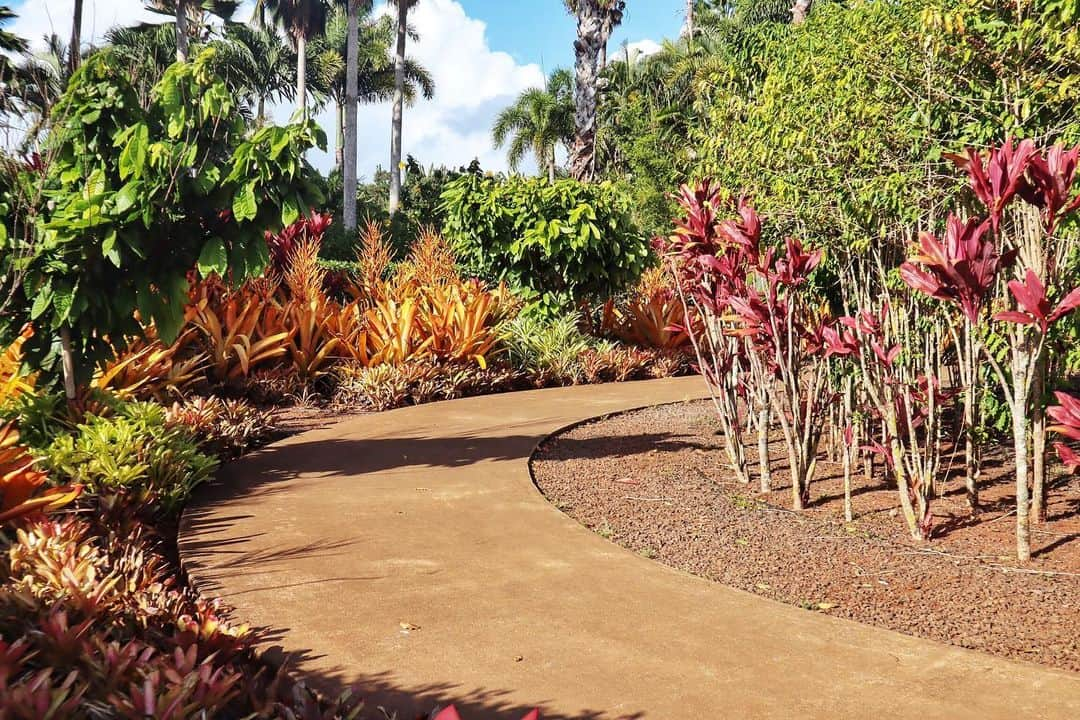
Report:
179,377,1080,719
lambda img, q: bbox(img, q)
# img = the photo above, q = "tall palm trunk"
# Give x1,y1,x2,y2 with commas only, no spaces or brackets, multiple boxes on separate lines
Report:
296,33,308,116
570,1,604,182
175,0,190,62
685,0,694,41
389,1,408,215
335,103,345,170
343,0,360,230
70,0,84,74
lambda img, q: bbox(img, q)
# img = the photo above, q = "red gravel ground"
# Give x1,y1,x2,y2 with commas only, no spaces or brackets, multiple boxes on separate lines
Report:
530,400,1080,672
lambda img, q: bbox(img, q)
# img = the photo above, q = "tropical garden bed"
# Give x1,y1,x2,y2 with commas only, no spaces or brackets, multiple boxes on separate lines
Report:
532,400,1080,672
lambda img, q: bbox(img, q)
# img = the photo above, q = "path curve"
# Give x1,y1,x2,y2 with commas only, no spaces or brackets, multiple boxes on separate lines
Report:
180,378,1080,719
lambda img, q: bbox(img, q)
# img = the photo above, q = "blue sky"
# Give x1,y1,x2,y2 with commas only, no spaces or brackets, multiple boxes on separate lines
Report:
453,1,684,71
8,1,686,175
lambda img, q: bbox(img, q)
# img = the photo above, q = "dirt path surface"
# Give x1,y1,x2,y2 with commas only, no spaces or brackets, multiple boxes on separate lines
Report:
179,378,1080,719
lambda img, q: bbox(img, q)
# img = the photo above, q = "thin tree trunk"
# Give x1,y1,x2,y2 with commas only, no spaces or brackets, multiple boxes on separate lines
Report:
70,0,84,74
570,1,603,182
335,102,346,171
547,148,556,183
843,376,854,522
297,34,308,117
962,324,980,510
343,0,360,231
175,0,190,62
1032,354,1048,523
59,327,76,401
389,2,408,215
792,0,813,24
685,0,694,41
757,402,771,493
1012,347,1032,562
257,96,266,125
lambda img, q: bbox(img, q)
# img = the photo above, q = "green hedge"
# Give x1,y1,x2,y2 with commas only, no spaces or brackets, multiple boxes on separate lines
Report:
441,175,649,315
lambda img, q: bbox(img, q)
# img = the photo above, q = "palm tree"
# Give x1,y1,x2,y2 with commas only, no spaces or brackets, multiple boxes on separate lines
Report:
565,0,625,181
387,0,420,216
320,6,433,169
143,1,239,61
107,23,181,103
342,0,364,231
0,5,26,59
0,5,28,124
321,4,433,228
598,0,625,69
9,35,74,147
254,0,331,115
213,23,296,122
492,69,574,182
70,0,84,74
791,0,813,23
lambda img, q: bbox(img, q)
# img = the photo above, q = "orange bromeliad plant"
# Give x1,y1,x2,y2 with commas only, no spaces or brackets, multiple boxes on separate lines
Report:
189,279,290,381
0,423,81,526
93,327,206,401
280,238,341,380
602,267,692,350
1,324,36,405
418,280,502,368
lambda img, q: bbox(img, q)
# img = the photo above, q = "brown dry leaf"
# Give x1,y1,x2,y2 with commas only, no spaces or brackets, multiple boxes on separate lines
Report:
755,583,771,591
815,602,837,611
400,622,421,631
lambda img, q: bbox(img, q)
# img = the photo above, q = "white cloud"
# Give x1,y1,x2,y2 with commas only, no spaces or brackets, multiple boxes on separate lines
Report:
625,38,663,59
307,0,546,177
8,0,545,177
10,0,163,51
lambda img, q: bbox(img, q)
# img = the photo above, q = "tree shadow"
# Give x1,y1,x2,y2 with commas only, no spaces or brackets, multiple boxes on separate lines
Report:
252,645,644,720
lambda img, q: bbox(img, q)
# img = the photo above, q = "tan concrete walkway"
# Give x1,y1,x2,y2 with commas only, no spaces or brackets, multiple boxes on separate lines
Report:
179,377,1080,719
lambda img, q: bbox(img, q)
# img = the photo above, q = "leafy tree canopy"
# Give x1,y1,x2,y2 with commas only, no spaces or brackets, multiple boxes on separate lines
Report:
7,47,325,380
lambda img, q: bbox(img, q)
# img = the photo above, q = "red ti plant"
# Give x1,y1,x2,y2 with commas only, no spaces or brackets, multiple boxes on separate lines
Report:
943,138,1080,560
661,183,832,508
900,214,1015,510
830,299,948,541
265,212,333,274
728,235,831,510
1048,391,1080,476
946,138,1037,233
659,182,753,486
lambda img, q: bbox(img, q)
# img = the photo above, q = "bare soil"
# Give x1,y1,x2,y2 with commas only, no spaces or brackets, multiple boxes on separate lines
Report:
531,400,1080,672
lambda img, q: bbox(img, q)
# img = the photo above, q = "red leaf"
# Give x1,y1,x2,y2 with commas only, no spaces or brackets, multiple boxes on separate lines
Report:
434,706,463,720
1055,443,1080,474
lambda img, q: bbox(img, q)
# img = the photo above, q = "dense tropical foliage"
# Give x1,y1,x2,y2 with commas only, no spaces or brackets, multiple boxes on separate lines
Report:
0,0,1079,714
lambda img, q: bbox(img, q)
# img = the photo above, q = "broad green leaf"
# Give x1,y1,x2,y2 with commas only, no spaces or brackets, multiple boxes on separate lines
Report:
197,236,228,277
232,181,258,222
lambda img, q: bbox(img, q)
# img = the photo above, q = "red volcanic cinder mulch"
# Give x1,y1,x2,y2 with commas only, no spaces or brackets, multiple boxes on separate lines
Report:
531,400,1080,672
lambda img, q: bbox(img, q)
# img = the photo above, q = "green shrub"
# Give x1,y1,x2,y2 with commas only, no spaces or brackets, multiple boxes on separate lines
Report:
502,313,594,384
41,401,217,515
441,175,649,315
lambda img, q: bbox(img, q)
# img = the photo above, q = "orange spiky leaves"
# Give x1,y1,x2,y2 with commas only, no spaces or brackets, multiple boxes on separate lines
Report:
0,423,81,526
602,267,692,349
188,278,290,382
1,324,36,405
